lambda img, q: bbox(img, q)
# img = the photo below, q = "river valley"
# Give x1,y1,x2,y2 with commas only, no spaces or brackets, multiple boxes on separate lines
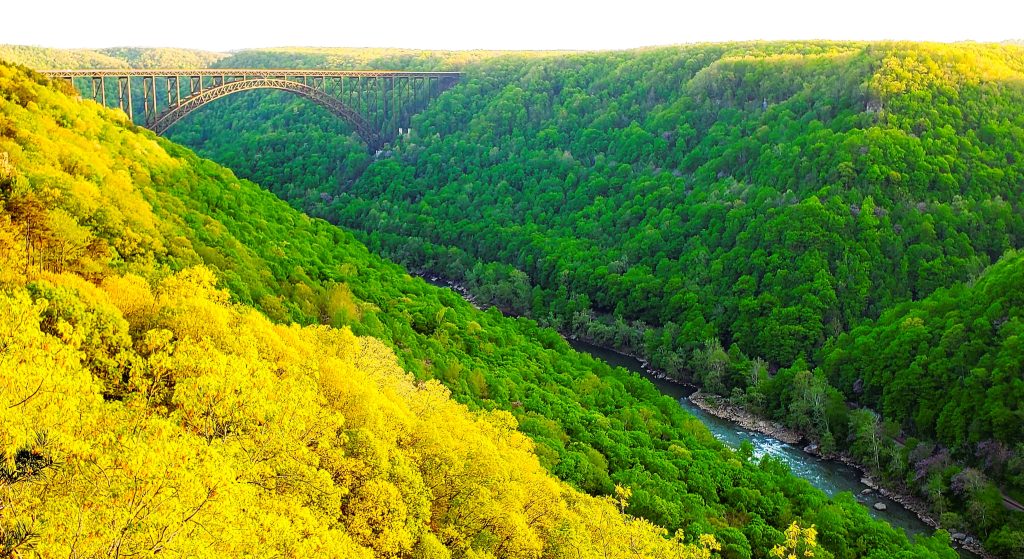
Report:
422,275,979,557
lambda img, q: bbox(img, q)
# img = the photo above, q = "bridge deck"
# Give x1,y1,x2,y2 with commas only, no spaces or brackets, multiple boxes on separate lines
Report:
42,69,462,79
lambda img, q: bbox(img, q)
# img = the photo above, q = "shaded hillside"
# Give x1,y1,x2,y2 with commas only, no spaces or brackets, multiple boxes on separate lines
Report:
167,42,1024,366
816,251,1024,555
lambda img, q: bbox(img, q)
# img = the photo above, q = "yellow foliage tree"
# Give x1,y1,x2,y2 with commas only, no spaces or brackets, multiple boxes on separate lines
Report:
771,521,819,559
0,266,723,558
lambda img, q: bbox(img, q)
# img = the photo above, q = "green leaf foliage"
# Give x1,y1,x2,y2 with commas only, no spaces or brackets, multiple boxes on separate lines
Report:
0,57,965,558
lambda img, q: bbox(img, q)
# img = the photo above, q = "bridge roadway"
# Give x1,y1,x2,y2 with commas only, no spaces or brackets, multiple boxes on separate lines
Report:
42,68,462,79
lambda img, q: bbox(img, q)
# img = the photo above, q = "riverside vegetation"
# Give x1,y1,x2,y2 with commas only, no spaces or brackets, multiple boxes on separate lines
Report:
0,58,966,558
58,42,1022,556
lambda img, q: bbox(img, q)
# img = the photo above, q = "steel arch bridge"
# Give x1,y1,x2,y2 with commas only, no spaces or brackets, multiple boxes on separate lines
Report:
42,69,462,151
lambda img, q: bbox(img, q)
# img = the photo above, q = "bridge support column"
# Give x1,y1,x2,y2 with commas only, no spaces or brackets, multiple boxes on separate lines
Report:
116,76,133,121
142,76,156,127
166,76,180,108
190,75,203,96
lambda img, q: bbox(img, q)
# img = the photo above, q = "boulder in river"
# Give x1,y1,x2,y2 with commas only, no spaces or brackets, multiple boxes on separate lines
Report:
873,502,887,511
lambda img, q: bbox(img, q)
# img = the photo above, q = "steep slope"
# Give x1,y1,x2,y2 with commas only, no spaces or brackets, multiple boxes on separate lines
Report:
1,268,727,558
817,251,1024,556
166,42,1024,367
824,251,1024,453
150,43,1024,555
0,57,717,559
340,42,1024,366
0,61,960,558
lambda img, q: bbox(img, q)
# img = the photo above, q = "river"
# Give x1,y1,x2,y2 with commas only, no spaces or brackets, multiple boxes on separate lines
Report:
565,340,935,535
420,275,973,556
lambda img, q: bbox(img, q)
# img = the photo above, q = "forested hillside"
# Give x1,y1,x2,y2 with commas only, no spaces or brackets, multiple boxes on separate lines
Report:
96,46,226,68
0,45,225,69
818,251,1024,552
5,266,731,559
137,42,1024,556
0,45,130,69
742,251,1024,556
165,42,1024,366
0,61,960,557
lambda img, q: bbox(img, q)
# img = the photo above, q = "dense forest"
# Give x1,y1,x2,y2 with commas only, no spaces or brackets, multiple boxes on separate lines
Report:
0,60,962,557
50,42,1021,555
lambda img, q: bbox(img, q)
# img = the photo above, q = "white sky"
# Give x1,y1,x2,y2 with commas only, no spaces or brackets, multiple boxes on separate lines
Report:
4,0,1022,52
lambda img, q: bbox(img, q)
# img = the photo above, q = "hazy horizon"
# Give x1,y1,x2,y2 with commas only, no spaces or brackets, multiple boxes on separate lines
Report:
8,0,1023,52
6,39,1024,58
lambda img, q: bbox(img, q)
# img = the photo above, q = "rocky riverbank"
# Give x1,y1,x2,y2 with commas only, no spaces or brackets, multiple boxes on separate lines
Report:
854,472,992,558
420,274,484,310
689,392,991,559
688,390,805,445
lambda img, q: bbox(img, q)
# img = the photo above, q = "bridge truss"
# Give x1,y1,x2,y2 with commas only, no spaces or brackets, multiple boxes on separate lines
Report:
42,69,462,150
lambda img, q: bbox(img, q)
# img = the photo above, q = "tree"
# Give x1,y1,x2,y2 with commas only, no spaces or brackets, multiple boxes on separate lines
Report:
850,409,883,472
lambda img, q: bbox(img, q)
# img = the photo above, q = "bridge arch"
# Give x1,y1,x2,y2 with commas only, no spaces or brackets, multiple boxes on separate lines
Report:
151,78,382,148
44,69,463,151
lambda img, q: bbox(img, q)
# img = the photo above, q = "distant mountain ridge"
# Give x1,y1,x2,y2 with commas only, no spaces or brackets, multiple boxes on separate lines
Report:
0,44,226,69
